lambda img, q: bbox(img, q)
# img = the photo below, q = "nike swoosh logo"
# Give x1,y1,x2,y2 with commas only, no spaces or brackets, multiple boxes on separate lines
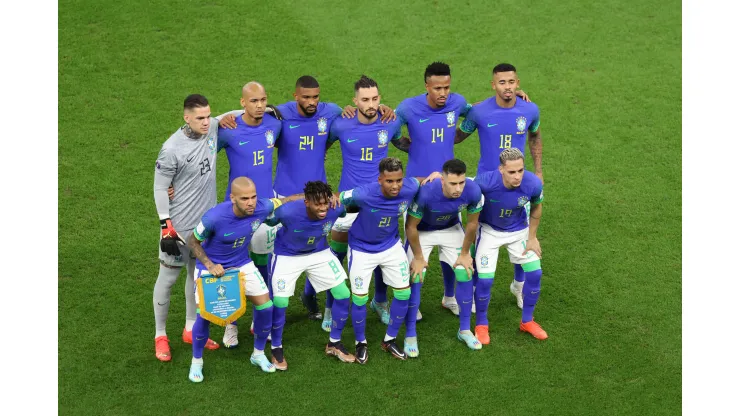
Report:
489,199,500,203
293,229,304,233
239,141,250,145
371,209,380,212
355,320,364,324
196,337,206,341
157,301,169,306
431,209,442,212
347,138,359,143
419,118,429,123
487,123,498,127
289,124,300,129
186,155,195,162
224,232,235,236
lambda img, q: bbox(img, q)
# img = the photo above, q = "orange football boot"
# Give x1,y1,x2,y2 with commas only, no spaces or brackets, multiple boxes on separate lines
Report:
519,320,548,340
182,328,220,350
155,336,171,362
474,325,490,345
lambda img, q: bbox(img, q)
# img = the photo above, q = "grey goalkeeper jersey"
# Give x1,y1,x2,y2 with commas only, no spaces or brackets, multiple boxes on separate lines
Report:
154,120,219,233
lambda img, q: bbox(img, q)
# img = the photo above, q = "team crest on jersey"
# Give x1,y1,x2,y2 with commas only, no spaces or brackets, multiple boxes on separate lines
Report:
251,220,261,232
265,130,275,148
398,201,409,213
516,116,527,134
207,136,217,153
377,130,389,147
457,204,468,213
446,111,456,127
517,196,530,207
322,221,333,236
216,284,227,299
480,255,489,267
354,277,363,290
277,279,286,291
317,117,328,135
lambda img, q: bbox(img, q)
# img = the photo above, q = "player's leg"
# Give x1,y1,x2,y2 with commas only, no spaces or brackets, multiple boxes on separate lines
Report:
437,225,465,316
509,202,531,308
507,231,547,340
180,243,220,350
242,263,276,373
348,247,376,364
379,242,412,360
189,266,211,382
474,226,502,345
269,253,304,370
403,233,434,356
153,259,180,361
327,216,354,328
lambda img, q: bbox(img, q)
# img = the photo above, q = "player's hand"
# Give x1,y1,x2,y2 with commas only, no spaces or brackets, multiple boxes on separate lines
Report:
379,104,396,123
167,185,175,201
329,194,341,209
421,171,442,185
516,89,531,103
453,252,475,277
341,106,357,119
523,238,542,258
265,104,283,120
535,171,544,184
207,263,225,278
410,257,427,283
219,114,237,129
160,218,185,256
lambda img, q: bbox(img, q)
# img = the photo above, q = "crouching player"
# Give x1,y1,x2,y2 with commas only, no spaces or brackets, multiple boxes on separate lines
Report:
473,148,547,343
266,181,356,370
404,159,484,355
186,177,294,382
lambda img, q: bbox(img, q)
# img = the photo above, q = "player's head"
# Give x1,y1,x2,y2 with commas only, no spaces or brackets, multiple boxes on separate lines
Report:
491,63,519,103
303,181,334,220
441,159,468,199
353,75,380,120
183,94,211,135
240,82,267,121
230,177,258,216
424,62,451,108
378,157,404,198
294,75,320,116
498,148,525,188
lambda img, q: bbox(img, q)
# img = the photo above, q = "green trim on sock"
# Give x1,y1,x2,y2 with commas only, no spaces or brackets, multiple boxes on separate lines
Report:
411,270,426,284
255,300,273,310
250,252,269,266
393,287,411,300
273,296,290,308
521,260,542,272
329,240,348,253
330,283,350,299
478,272,495,279
352,294,369,306
454,266,472,282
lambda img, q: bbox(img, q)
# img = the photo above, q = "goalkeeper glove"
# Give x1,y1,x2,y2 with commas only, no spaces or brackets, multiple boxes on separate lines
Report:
160,218,185,256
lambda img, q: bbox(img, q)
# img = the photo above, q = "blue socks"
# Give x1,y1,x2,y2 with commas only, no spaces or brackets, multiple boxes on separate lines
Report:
330,297,350,340
457,279,474,331
192,314,210,359
514,263,525,283
352,301,367,342
270,305,287,347
474,278,494,326
253,304,273,351
387,297,409,339
405,282,422,338
522,269,542,323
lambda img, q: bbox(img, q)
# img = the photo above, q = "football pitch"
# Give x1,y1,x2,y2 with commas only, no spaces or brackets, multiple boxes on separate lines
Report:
58,0,681,414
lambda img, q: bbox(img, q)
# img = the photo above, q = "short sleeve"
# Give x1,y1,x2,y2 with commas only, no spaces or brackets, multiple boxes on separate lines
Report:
466,181,484,214
459,107,477,134
407,193,425,219
531,182,544,205
328,120,342,144
394,102,408,126
217,128,229,152
155,146,177,180
327,102,343,118
264,205,283,227
529,104,540,133
340,188,359,208
474,172,491,194
193,214,214,241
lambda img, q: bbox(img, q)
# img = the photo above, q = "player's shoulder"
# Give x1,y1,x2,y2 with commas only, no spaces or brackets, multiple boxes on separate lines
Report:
276,102,296,118
517,98,539,112
320,102,342,116
404,177,421,192
332,114,354,130
262,114,282,129
465,178,482,193
448,93,467,107
522,170,542,188
475,170,500,187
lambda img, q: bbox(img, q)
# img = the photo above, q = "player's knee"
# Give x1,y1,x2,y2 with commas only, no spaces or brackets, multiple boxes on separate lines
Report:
393,287,411,300
273,296,290,309
330,283,350,300
255,300,274,310
250,252,269,266
454,266,472,282
352,294,368,306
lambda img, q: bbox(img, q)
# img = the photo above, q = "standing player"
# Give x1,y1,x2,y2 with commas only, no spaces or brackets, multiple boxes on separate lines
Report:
185,177,300,382
404,159,484,356
266,181,356,370
456,63,543,309
153,94,229,361
473,148,546,344
338,157,420,363
324,75,404,331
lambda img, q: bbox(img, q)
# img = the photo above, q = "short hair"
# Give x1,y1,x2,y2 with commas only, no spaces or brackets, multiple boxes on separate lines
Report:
493,63,517,74
442,159,467,176
303,181,334,204
424,62,451,82
354,74,378,93
183,94,209,110
499,148,525,165
296,75,320,89
379,157,403,174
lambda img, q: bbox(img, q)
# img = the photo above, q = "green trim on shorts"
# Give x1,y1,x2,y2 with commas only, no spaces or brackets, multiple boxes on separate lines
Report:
273,296,290,308
330,283,350,300
352,294,369,306
250,252,269,266
393,287,411,300
255,300,273,310
454,267,472,282
329,240,348,253
522,260,541,272
478,272,495,279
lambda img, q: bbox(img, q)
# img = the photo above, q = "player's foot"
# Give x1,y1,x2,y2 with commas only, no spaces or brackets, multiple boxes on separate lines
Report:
300,292,323,320
321,308,332,332
381,338,407,360
271,347,288,371
326,341,356,363
510,280,524,309
417,309,422,321
442,296,460,316
188,362,203,383
355,342,369,364
250,353,276,373
155,336,171,362
370,299,390,325
404,337,419,358
475,325,490,345
457,330,483,350
520,320,548,340
222,324,239,349
182,328,220,350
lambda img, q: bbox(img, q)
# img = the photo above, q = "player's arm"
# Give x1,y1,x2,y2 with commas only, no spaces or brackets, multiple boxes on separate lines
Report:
217,109,244,129
528,124,543,182
404,206,427,281
524,187,544,258
154,148,185,255
188,221,225,277
336,189,360,213
454,194,483,276
455,115,477,144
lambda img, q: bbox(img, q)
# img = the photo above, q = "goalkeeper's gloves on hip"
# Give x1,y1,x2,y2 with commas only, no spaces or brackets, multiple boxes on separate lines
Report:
160,218,185,256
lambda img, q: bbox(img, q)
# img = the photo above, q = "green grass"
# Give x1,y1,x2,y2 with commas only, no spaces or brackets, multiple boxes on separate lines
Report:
59,0,681,414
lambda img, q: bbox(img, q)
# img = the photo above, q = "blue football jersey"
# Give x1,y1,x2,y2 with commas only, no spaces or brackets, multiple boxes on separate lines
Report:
266,201,346,256
475,170,543,232
407,178,483,232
